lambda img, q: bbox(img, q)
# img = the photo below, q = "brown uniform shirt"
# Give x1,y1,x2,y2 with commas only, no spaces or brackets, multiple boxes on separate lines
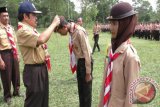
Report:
93,24,101,35
16,22,45,64
99,41,140,107
0,22,16,50
71,25,92,74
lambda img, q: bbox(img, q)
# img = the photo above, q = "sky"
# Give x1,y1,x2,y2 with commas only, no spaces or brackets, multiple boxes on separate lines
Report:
120,0,157,10
70,0,82,13
70,0,157,13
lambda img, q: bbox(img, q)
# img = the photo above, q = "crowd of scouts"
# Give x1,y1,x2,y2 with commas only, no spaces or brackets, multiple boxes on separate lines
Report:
0,1,152,107
101,21,160,41
134,22,160,41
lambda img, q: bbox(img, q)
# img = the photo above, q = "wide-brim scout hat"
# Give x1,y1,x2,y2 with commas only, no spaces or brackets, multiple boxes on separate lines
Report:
18,1,42,14
0,7,8,13
107,2,137,20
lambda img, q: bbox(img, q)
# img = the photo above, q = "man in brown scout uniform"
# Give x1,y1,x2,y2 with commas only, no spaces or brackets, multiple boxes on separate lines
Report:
0,6,21,104
55,16,93,107
92,21,101,54
16,1,60,107
77,17,83,26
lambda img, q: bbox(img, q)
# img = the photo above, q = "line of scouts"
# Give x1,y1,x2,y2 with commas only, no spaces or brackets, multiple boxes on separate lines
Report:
0,1,141,107
101,21,160,41
134,22,160,41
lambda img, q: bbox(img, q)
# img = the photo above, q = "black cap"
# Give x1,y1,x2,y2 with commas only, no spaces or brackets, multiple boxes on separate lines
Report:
107,2,137,20
18,1,42,14
0,7,8,13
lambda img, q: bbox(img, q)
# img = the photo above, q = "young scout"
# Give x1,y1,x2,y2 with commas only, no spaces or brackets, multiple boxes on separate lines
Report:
92,21,101,54
98,2,140,107
55,16,93,107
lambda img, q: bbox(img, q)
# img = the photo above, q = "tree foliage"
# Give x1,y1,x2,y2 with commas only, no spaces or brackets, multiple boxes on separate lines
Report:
0,0,159,27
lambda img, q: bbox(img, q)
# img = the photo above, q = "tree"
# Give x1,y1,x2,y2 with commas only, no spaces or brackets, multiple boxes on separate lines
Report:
133,0,153,22
155,0,160,21
81,0,99,26
95,0,118,23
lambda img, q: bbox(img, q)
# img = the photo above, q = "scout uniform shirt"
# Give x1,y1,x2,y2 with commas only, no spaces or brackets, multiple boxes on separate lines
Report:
99,41,140,107
16,22,45,64
0,22,16,51
71,25,92,74
93,24,101,35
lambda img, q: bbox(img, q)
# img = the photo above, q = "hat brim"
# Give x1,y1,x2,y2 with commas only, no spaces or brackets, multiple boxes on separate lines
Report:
32,10,42,14
107,10,137,20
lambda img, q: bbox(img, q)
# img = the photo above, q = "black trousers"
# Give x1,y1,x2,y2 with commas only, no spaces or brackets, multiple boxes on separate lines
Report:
0,49,20,100
77,58,93,107
92,34,100,53
23,63,48,107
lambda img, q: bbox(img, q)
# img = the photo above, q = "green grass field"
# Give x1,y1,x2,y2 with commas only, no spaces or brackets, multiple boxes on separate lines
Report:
0,30,160,107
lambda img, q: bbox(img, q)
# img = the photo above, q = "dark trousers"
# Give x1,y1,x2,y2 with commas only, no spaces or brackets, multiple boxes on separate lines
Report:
23,63,48,107
0,49,20,100
92,34,100,53
77,58,93,107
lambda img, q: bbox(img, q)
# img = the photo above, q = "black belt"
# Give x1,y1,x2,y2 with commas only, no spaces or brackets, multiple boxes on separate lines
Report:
78,58,85,61
25,63,45,67
78,57,93,62
0,49,12,53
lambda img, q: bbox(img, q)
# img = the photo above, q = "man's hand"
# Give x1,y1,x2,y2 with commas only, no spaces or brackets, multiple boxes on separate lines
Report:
0,59,5,70
17,55,20,62
52,15,60,27
85,73,92,82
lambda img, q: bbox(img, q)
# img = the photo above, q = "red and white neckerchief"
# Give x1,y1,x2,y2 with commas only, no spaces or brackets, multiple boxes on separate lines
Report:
103,49,120,107
5,26,18,59
17,23,51,71
69,23,77,74
41,43,51,72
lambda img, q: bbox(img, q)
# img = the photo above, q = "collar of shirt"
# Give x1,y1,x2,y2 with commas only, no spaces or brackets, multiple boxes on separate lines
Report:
114,40,131,54
18,22,34,31
0,22,9,29
18,22,39,36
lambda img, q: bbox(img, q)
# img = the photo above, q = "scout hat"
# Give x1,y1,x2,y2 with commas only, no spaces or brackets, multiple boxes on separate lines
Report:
18,1,42,14
107,2,137,20
0,7,8,13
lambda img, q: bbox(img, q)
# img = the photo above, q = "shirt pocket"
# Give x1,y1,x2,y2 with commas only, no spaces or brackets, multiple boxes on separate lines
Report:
0,34,9,46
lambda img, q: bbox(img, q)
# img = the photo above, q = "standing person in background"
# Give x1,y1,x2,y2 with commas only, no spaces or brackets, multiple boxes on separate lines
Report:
16,1,60,107
55,16,93,107
92,21,101,54
77,17,83,26
98,2,140,107
0,6,21,105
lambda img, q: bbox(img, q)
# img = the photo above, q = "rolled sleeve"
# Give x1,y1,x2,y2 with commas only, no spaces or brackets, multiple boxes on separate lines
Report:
124,54,140,107
17,29,38,48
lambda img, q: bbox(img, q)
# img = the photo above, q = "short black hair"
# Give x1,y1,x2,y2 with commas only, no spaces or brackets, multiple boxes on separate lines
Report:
54,16,68,32
18,13,30,21
0,7,8,13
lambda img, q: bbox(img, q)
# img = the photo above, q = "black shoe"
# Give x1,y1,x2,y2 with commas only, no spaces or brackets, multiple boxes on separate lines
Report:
4,98,11,105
